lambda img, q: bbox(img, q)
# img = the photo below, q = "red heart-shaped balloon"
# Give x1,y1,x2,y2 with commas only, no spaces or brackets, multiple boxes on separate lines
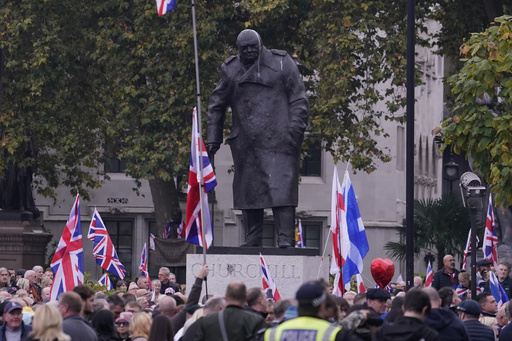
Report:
371,258,395,289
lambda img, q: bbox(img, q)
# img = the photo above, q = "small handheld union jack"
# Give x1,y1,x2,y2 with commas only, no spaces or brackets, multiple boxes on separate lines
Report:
260,254,281,301
425,261,433,288
98,273,113,291
139,243,152,290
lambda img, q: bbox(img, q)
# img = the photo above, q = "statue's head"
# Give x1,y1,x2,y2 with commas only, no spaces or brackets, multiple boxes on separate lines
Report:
236,29,262,67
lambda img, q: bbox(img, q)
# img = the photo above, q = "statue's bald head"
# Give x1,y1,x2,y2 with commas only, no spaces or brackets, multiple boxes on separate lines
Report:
236,29,262,67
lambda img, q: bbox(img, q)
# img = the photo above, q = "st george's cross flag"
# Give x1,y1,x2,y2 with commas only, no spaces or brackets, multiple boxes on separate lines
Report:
330,166,349,296
260,254,281,301
356,274,366,293
139,243,152,290
484,194,498,269
98,273,113,291
425,261,434,288
88,209,126,279
156,0,176,16
185,108,217,249
49,194,84,301
340,171,369,291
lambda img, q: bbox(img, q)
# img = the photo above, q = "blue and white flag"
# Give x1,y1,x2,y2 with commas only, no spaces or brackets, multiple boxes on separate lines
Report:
341,171,369,290
489,271,509,308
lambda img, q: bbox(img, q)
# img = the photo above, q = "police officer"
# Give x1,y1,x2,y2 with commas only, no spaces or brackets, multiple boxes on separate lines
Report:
264,283,356,341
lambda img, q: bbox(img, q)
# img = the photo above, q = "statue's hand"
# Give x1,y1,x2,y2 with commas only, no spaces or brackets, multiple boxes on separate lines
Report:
206,142,220,156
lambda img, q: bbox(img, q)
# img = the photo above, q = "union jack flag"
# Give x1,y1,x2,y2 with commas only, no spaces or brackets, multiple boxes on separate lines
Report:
260,254,281,301
484,194,498,269
139,243,151,290
88,209,126,279
185,108,217,249
98,273,113,291
425,261,433,288
49,194,84,301
295,219,305,248
156,0,176,16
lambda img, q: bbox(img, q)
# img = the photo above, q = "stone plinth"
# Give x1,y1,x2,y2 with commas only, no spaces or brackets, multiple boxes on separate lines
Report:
0,212,52,269
186,250,328,299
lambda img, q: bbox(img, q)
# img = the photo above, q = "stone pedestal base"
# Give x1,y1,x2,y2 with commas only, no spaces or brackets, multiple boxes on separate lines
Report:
186,251,328,299
0,212,52,269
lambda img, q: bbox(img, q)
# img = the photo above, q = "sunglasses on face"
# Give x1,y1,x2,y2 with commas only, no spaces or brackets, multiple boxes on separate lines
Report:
116,322,129,326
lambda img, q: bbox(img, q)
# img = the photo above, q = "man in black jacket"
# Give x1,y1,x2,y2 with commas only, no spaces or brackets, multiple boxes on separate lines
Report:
433,255,460,290
457,299,494,341
374,289,439,341
423,287,469,341
195,281,267,341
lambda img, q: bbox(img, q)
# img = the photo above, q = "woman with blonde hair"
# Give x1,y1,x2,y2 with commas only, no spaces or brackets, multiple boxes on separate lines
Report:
25,304,70,341
129,312,151,341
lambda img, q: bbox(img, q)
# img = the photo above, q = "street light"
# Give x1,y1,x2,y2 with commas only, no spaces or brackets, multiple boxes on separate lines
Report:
459,171,486,299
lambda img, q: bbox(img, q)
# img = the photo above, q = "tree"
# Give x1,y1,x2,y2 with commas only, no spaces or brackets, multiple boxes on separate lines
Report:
441,15,512,207
384,194,470,269
5,0,497,230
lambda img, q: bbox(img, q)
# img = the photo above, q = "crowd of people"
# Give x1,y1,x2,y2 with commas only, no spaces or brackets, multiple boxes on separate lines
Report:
0,255,511,341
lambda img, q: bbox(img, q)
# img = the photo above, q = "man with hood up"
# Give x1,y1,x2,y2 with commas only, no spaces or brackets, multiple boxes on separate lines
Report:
207,29,310,248
423,287,469,341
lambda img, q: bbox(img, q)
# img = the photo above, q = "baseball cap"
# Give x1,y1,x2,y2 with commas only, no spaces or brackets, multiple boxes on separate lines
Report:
4,301,23,314
457,299,482,315
164,287,175,295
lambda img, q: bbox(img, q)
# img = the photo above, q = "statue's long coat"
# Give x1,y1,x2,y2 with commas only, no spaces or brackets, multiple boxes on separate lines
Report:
207,47,309,209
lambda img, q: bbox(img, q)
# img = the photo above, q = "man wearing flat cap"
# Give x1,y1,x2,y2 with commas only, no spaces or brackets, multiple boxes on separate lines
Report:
0,301,32,341
364,288,390,316
457,299,494,341
433,254,460,290
207,29,309,248
264,283,357,341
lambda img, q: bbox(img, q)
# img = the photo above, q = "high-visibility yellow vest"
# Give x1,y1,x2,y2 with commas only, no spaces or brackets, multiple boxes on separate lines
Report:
264,317,341,341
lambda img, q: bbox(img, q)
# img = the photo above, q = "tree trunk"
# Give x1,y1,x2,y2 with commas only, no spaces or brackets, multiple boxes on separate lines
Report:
481,0,503,22
148,178,180,231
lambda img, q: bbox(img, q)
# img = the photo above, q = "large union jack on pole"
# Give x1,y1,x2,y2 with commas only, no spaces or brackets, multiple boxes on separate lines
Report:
49,194,84,301
88,208,126,279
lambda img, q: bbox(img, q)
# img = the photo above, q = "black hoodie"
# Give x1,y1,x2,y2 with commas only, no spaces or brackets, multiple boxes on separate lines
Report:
424,308,469,341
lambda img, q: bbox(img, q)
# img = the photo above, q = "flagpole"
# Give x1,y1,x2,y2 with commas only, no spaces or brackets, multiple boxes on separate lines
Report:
317,232,331,279
191,0,207,265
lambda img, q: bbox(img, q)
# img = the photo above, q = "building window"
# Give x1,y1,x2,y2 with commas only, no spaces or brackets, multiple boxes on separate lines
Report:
104,140,127,173
300,137,322,177
104,220,133,278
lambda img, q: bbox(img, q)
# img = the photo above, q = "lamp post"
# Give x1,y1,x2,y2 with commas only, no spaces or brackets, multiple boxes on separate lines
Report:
443,154,459,194
459,172,486,299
